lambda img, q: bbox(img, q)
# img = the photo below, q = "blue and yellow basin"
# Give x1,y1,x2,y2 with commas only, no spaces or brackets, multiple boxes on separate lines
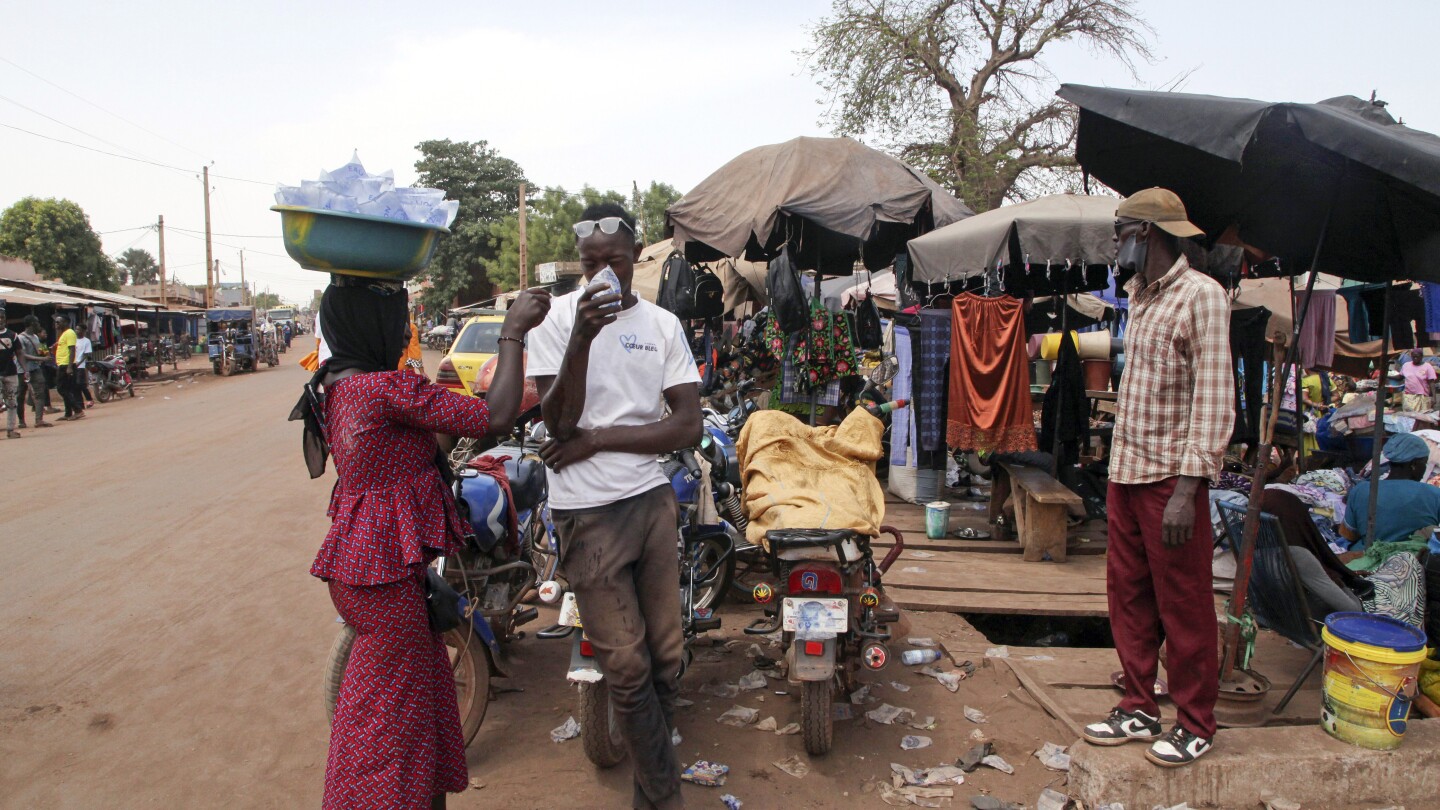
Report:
272,205,450,280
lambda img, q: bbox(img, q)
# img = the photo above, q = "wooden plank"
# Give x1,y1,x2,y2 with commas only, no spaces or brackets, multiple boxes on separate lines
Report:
999,658,1085,739
1001,463,1082,505
885,558,1106,596
1018,498,1069,563
871,534,1106,555
888,586,1109,617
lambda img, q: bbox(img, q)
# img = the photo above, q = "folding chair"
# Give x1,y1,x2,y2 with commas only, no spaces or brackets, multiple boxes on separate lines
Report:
1216,501,1326,714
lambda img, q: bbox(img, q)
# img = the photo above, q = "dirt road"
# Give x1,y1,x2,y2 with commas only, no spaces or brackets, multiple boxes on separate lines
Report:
0,355,1076,809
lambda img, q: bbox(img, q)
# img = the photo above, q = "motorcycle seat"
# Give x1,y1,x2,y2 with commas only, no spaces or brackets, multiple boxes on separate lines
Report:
767,528,865,562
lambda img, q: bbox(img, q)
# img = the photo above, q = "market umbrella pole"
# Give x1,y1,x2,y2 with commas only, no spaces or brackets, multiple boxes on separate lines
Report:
1219,269,1322,679
1365,281,1394,546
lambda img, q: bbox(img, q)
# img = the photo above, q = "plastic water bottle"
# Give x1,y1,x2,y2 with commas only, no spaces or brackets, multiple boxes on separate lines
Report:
901,648,944,666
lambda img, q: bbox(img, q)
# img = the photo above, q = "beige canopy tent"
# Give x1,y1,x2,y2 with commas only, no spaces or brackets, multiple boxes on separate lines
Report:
630,239,768,313
908,194,1118,284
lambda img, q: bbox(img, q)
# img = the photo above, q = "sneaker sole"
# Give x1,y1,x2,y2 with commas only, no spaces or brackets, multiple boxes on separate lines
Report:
1082,731,1159,746
1144,749,1202,768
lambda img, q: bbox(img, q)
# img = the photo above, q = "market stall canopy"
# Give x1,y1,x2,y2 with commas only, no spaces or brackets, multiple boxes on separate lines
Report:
8,277,161,309
206,308,256,321
1057,84,1440,283
666,136,973,274
1232,274,1349,340
631,239,768,312
909,194,1118,284
0,285,99,307
821,269,896,311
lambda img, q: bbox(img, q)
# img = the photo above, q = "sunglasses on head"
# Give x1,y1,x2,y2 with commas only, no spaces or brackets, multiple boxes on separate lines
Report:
573,217,635,239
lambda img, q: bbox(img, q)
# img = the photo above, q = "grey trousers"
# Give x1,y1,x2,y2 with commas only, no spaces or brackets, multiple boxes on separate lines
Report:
554,484,684,810
1289,547,1363,616
25,369,46,423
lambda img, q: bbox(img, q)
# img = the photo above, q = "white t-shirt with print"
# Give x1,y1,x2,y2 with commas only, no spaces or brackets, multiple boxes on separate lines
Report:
527,290,700,509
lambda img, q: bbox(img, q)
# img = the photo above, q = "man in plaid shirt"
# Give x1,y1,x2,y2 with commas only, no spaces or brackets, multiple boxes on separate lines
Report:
1082,189,1233,767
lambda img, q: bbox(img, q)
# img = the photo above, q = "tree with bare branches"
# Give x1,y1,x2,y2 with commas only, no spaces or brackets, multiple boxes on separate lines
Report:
805,0,1153,211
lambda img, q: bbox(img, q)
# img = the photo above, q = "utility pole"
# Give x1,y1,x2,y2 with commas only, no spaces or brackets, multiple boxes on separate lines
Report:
239,249,247,307
203,166,214,309
517,182,528,291
157,214,167,308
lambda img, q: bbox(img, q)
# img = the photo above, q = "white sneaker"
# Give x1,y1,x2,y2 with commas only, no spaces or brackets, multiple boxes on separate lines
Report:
1081,707,1162,746
1145,725,1213,767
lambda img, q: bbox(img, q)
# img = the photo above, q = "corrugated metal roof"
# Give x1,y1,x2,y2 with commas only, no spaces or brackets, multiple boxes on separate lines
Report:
0,285,99,307
1,277,160,309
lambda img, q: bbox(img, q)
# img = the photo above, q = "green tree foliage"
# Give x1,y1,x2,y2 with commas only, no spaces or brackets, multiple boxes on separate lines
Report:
805,0,1152,211
413,139,527,313
116,247,159,285
252,291,282,310
481,186,628,292
0,196,120,290
638,181,682,246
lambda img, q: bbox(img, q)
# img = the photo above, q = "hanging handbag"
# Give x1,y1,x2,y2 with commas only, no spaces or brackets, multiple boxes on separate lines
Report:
767,247,807,334
854,293,882,350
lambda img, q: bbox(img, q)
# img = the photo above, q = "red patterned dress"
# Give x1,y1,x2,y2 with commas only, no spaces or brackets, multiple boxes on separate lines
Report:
314,371,490,809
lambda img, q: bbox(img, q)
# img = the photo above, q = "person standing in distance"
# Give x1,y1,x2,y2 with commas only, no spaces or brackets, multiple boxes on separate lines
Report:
527,203,701,810
1082,189,1234,767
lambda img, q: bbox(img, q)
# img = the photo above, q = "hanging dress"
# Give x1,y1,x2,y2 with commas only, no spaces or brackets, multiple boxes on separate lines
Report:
946,293,1037,453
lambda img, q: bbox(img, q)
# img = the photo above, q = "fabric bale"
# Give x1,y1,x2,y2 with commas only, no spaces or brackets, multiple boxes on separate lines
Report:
736,408,886,547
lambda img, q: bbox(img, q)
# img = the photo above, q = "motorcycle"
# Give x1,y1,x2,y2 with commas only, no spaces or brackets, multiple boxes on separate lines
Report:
89,354,135,401
322,443,558,747
537,445,730,768
737,408,907,756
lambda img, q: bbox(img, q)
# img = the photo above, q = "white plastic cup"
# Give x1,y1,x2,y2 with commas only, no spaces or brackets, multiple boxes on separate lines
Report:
925,501,951,539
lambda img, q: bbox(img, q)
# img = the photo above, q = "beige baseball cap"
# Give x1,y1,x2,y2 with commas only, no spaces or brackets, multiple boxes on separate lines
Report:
1115,188,1204,238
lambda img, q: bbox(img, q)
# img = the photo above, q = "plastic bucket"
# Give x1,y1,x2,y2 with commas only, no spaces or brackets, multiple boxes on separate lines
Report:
1082,359,1112,392
925,501,951,539
1319,612,1427,750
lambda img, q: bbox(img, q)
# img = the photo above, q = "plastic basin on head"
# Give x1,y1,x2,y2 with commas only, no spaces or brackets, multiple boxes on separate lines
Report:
272,205,450,281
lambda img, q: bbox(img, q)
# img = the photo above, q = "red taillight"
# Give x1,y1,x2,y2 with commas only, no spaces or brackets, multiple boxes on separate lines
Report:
436,358,465,391
787,564,844,595
803,640,825,656
579,640,595,657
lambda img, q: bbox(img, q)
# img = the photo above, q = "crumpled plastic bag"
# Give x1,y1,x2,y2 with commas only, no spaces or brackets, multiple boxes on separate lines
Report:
716,705,760,727
550,716,580,742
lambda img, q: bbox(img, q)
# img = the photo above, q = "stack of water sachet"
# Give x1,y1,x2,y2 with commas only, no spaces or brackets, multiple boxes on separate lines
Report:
275,152,458,228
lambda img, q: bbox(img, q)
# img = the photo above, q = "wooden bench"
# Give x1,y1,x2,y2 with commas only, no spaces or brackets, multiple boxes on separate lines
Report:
987,462,1084,563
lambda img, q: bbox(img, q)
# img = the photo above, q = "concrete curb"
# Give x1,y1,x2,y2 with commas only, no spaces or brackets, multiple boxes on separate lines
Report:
1070,719,1439,808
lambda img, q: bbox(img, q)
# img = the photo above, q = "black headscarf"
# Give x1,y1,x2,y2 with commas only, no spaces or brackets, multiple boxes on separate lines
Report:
289,279,410,478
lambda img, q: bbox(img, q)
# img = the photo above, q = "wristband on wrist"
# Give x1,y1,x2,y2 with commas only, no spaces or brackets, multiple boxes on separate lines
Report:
498,335,524,346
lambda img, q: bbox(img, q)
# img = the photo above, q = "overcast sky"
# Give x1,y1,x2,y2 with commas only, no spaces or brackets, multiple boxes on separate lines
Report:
3,0,1437,304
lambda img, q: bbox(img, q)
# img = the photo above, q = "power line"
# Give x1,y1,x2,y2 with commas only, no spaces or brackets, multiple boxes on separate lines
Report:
0,55,211,161
0,120,274,186
98,225,154,235
165,225,281,239
0,92,162,163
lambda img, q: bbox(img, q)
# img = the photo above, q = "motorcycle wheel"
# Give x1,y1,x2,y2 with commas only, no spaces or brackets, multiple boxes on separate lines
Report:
324,623,491,748
689,533,735,615
96,384,112,403
800,678,835,755
526,517,559,583
127,384,135,398
577,680,626,768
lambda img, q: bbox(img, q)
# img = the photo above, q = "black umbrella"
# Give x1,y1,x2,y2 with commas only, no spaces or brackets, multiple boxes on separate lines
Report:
1058,84,1440,685
1056,84,1440,283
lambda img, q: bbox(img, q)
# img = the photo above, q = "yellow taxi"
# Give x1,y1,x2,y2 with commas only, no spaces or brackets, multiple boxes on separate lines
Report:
436,311,507,396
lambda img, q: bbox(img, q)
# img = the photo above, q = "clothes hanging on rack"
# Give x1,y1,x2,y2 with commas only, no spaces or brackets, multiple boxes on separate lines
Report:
914,308,952,461
890,325,915,467
1389,286,1429,350
1338,283,1384,343
1040,331,1088,466
946,294,1037,453
1424,282,1440,334
1293,288,1336,368
765,296,857,407
1229,306,1271,445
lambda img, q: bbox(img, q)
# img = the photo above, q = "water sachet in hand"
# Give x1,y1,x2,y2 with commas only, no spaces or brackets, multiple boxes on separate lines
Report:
588,266,623,309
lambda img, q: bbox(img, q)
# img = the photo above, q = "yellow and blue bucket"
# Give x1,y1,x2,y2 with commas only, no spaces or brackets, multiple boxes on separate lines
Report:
1319,612,1427,750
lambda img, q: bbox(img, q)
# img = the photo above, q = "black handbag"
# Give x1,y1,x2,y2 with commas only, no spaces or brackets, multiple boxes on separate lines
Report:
854,295,882,350
767,247,807,334
425,568,464,633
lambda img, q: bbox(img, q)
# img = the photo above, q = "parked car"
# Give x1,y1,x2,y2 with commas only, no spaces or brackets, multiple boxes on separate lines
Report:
435,311,507,396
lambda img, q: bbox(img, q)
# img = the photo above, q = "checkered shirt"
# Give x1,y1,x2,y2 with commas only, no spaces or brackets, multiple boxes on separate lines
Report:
1111,256,1234,484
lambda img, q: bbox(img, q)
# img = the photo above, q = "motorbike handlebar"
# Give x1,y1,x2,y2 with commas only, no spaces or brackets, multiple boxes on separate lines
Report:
679,448,703,479
876,525,904,575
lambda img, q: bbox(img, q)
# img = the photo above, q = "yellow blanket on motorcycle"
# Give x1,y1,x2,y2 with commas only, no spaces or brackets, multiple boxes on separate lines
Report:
736,408,886,548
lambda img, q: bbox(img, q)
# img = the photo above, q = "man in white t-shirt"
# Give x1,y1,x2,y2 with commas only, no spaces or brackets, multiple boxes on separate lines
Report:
528,203,700,810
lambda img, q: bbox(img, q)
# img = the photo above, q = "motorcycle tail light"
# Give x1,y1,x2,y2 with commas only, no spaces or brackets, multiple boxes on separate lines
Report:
803,640,824,656
787,563,843,595
579,640,595,658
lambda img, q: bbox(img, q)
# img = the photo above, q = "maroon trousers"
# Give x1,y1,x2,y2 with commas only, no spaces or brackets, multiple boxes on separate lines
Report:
1106,478,1218,739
